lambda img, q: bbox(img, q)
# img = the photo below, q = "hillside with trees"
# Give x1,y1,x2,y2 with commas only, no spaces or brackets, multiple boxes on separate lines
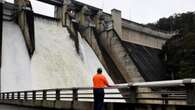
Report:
147,12,195,79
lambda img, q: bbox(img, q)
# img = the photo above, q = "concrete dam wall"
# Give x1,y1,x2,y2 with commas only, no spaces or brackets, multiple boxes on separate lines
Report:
1,17,114,91
0,0,172,92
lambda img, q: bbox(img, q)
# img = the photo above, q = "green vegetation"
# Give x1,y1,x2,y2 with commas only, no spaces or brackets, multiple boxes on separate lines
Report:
147,12,195,79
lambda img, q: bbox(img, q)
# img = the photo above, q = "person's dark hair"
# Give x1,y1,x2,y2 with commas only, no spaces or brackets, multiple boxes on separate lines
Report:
97,68,102,74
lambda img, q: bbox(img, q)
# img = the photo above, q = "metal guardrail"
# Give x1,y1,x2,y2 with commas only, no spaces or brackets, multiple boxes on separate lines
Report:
0,87,124,102
0,79,195,105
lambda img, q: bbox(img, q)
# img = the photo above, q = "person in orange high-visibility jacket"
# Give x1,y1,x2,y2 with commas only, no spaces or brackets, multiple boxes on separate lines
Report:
93,68,110,110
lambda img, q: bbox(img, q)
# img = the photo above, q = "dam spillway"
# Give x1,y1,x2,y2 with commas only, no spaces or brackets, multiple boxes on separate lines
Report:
2,21,31,91
0,0,172,93
1,17,114,91
1,1,195,110
31,18,113,89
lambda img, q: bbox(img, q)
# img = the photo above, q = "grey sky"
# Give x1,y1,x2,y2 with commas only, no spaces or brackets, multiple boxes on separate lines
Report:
5,0,195,24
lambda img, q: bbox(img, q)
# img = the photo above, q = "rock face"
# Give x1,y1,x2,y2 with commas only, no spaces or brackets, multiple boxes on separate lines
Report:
162,32,195,79
1,18,114,91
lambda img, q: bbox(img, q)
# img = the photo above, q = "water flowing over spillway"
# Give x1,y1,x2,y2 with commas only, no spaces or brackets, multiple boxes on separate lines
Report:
1,18,114,91
31,18,114,89
1,21,31,92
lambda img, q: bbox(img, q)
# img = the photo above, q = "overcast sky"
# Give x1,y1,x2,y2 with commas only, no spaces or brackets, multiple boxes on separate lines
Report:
6,0,195,24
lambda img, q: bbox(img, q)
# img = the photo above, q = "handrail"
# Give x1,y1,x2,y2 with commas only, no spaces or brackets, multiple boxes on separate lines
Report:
113,79,195,88
1,79,195,93
1,79,195,105
132,79,195,87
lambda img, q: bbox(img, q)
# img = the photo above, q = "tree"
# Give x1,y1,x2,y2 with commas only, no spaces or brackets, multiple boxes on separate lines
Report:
148,11,195,79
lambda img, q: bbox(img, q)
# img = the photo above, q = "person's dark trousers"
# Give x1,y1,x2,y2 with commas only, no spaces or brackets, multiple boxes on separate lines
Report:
93,88,105,110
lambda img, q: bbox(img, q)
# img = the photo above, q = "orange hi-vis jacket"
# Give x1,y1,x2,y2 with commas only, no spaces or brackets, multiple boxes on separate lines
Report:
93,74,109,88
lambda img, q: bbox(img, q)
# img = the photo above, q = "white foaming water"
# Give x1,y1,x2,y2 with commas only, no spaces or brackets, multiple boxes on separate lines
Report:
1,18,123,102
1,18,116,92
31,18,114,89
1,21,31,92
78,33,114,85
78,34,124,102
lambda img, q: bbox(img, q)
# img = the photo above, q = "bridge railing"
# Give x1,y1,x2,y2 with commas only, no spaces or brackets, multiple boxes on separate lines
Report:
0,79,195,105
0,87,125,102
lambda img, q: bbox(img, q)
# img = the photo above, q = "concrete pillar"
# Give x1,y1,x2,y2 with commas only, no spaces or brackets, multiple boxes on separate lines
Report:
98,26,143,82
94,10,104,33
111,9,122,37
62,0,71,26
14,0,35,57
79,5,96,30
79,6,90,28
63,1,81,54
14,0,25,30
54,6,62,20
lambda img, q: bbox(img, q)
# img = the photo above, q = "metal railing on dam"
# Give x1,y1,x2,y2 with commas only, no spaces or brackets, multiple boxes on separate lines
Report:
0,79,195,109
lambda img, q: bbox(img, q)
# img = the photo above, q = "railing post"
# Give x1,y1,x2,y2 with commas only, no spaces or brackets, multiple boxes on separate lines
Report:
72,88,78,102
12,92,14,100
32,91,36,100
17,92,20,100
56,89,60,101
2,93,5,100
128,86,136,103
24,92,27,100
184,82,195,105
43,90,47,100
6,93,9,99
161,93,168,104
